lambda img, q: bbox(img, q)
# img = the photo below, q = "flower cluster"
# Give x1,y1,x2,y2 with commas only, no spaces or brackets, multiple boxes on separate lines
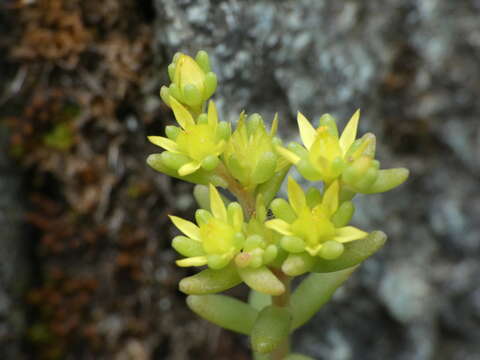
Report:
147,52,408,357
147,52,408,298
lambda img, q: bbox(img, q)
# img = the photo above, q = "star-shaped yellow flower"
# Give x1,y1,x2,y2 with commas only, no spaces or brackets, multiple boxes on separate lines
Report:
265,177,367,259
170,184,245,269
148,97,227,176
276,111,409,193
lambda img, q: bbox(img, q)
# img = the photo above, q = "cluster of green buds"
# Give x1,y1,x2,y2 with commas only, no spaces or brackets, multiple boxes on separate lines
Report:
160,51,217,117
147,51,409,359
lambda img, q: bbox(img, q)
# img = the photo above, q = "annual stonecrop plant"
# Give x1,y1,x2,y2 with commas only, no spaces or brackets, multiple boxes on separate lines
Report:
147,50,409,360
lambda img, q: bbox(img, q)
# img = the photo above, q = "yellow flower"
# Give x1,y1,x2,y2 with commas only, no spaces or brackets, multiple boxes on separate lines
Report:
276,111,360,184
265,177,367,259
170,184,245,269
148,98,227,176
234,195,279,269
276,111,409,193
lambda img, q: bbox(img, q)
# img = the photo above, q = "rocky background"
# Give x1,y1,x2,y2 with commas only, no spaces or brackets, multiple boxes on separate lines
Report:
1,0,479,359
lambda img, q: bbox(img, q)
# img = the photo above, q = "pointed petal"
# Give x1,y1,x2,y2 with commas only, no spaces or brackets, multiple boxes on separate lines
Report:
334,226,368,243
214,139,226,155
169,215,201,240
170,96,195,129
275,145,301,164
322,180,339,216
305,244,323,256
265,219,293,236
287,177,307,214
297,112,317,150
339,109,360,155
148,136,180,153
209,184,227,221
178,161,201,176
176,256,208,267
270,113,279,136
207,100,218,128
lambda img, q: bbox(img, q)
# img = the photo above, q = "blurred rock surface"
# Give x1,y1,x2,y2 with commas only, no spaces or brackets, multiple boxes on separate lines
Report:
154,0,480,359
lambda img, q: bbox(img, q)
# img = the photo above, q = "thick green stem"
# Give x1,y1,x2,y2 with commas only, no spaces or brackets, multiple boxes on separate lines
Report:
270,270,291,360
215,162,256,217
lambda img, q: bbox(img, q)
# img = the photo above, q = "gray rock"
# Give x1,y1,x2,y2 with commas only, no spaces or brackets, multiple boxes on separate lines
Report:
151,1,480,359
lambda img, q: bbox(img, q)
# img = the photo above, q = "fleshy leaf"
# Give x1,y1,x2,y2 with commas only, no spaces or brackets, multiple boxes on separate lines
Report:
363,168,409,194
187,295,257,335
179,264,242,294
172,236,204,257
312,231,386,273
248,290,271,311
282,253,315,276
193,185,210,210
271,198,297,223
238,266,285,296
146,154,213,185
251,305,292,354
291,267,357,329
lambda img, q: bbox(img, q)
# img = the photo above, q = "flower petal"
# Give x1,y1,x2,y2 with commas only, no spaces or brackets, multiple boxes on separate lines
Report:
305,244,323,256
297,112,317,150
169,215,201,241
270,113,279,136
178,161,201,176
265,219,293,236
207,100,218,129
209,184,227,221
275,145,301,165
334,226,368,243
322,180,339,216
148,136,180,153
339,109,360,155
176,256,208,267
287,177,307,214
170,96,195,130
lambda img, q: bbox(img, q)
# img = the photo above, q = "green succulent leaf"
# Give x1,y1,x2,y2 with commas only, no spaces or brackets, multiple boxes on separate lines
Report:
363,168,409,193
291,267,357,329
248,290,272,311
179,264,241,294
282,252,316,276
187,295,257,335
251,305,292,354
312,231,387,273
238,266,285,296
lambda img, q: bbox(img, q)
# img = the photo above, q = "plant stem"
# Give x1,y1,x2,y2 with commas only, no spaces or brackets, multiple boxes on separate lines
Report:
271,269,291,360
215,162,256,217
